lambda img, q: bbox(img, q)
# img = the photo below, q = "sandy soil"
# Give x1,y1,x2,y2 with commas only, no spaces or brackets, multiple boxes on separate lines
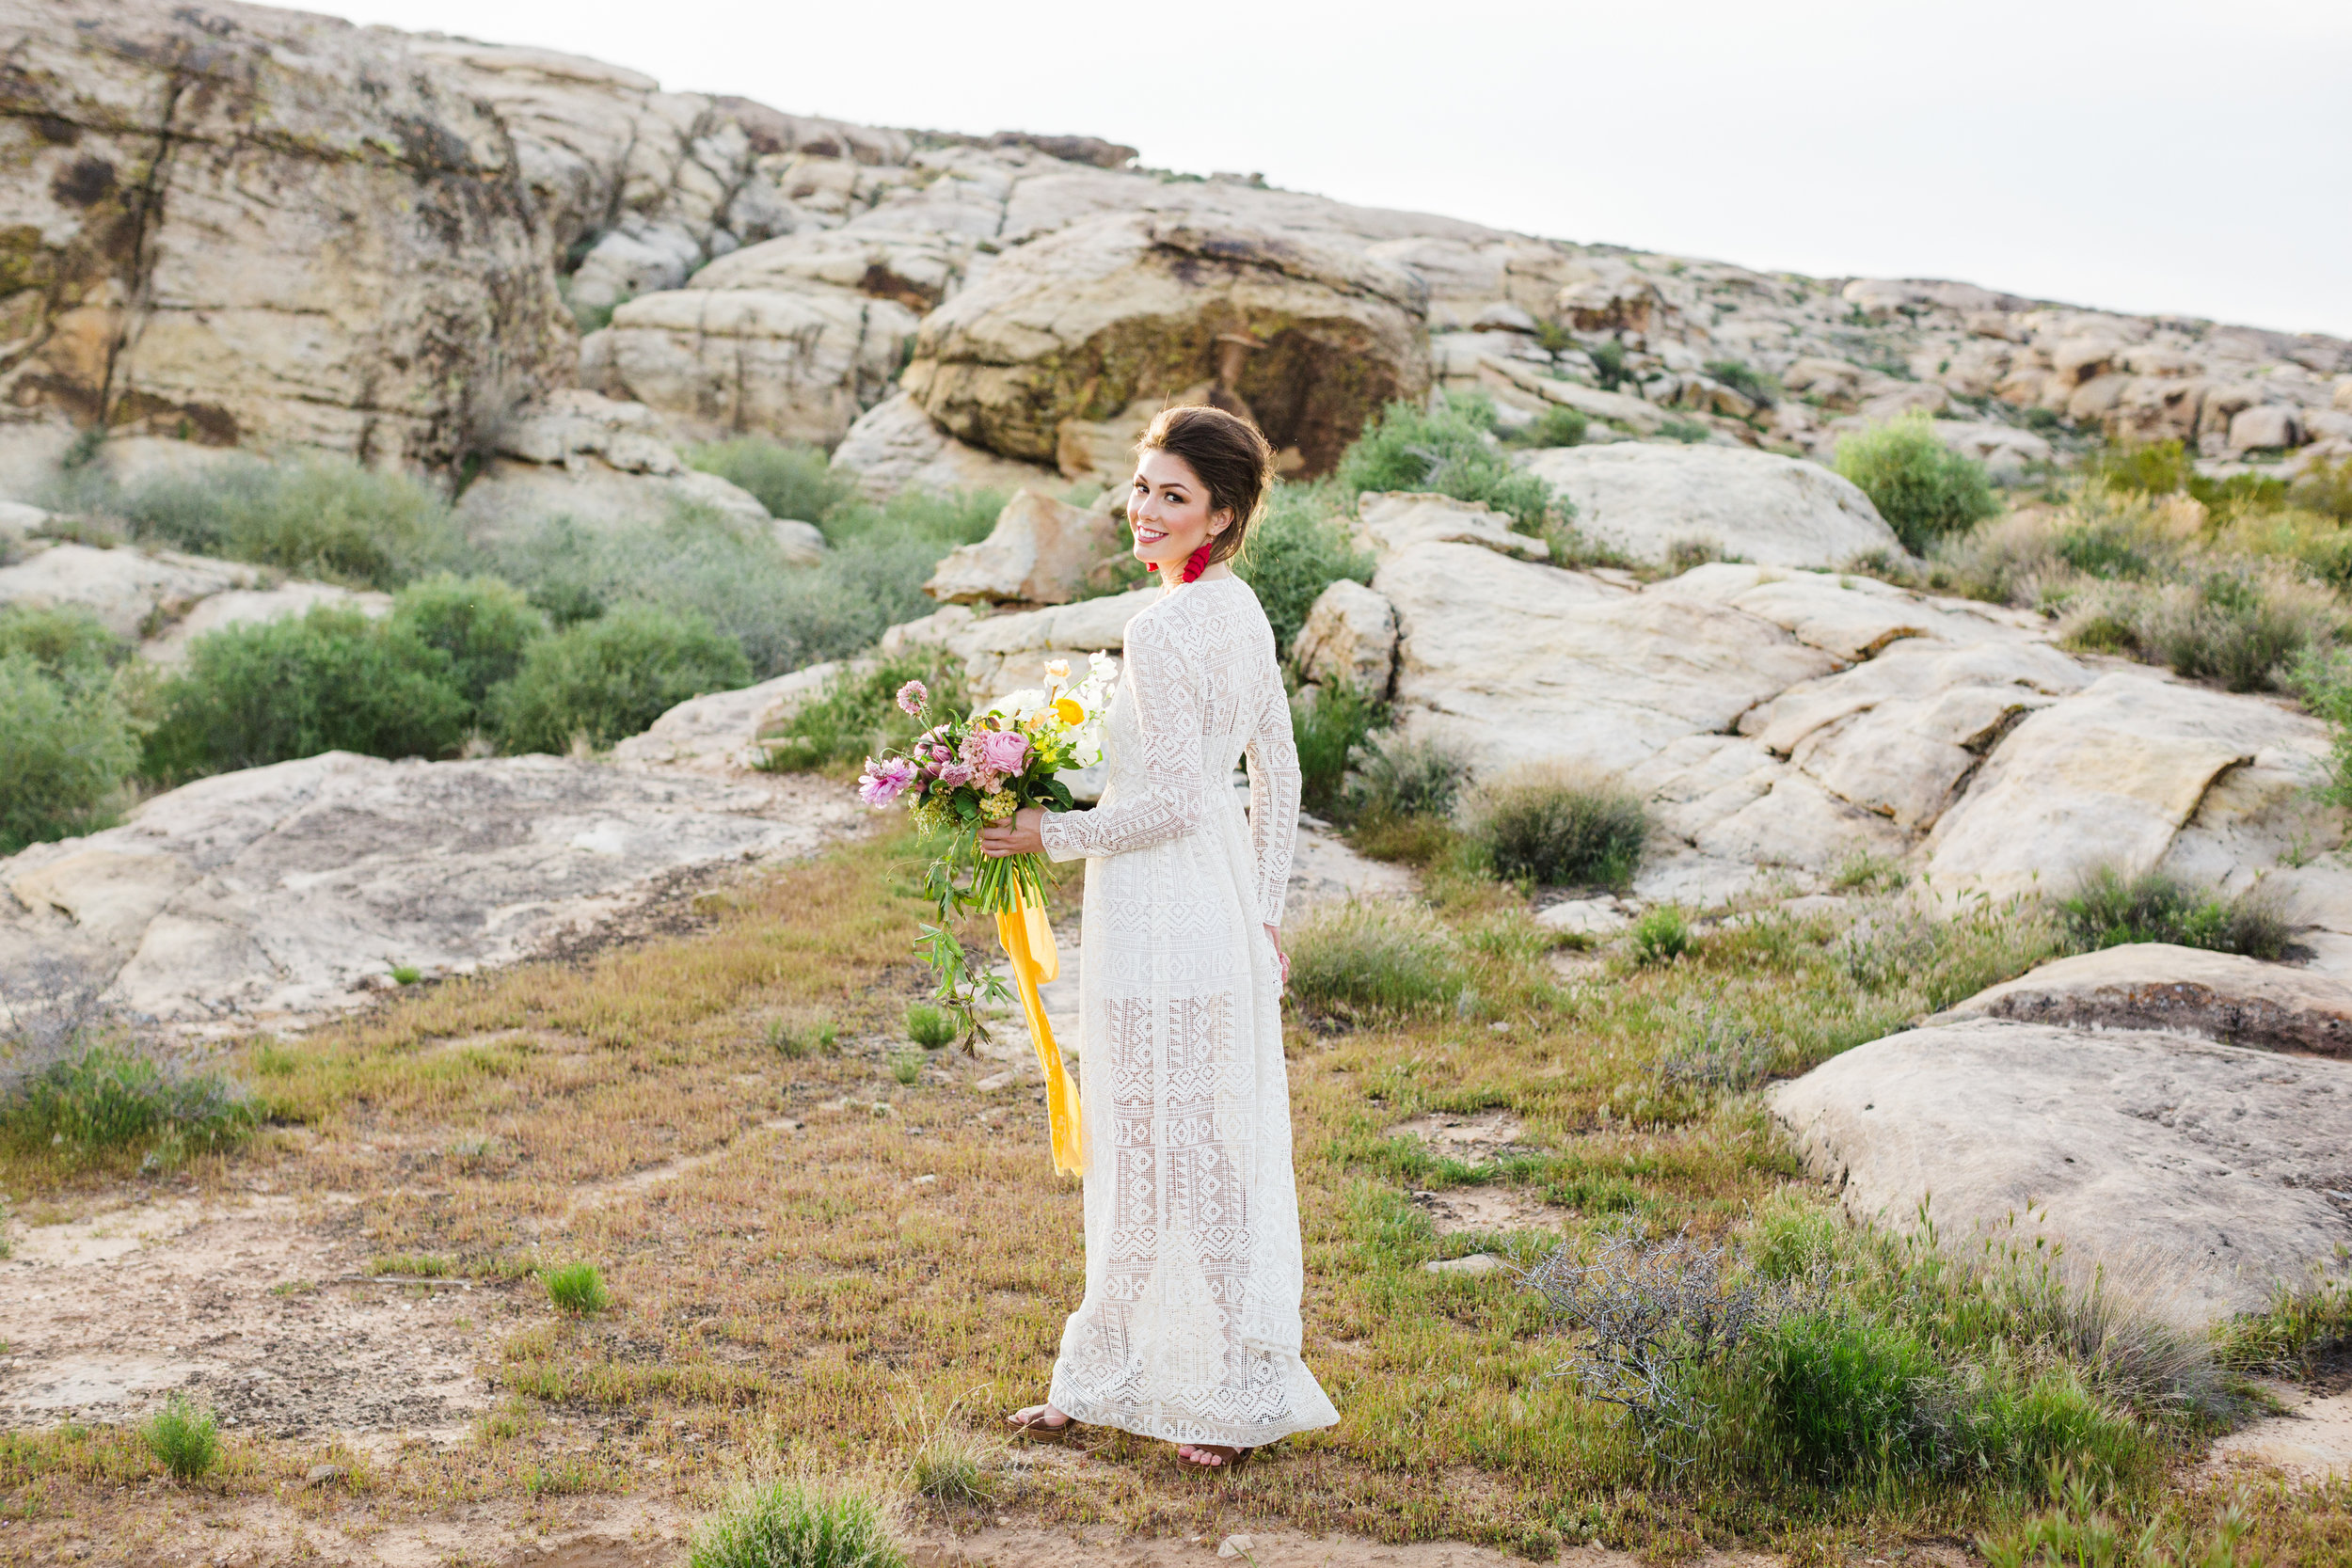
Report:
2206,1376,2352,1481
1,1186,495,1445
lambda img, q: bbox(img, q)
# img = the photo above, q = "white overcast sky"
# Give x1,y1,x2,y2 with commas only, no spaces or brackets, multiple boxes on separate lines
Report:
313,0,2352,339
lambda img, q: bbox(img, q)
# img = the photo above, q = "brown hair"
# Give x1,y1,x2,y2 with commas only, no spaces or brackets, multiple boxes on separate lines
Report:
1136,404,1274,567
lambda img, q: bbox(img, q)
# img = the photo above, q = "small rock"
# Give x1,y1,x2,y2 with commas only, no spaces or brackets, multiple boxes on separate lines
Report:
1423,1253,1502,1276
913,1174,937,1185
305,1463,345,1486
1217,1535,1258,1560
976,1071,1018,1092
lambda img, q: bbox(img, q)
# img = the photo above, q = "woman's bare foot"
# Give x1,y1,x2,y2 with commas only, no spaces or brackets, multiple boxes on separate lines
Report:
1006,1402,1072,1438
1175,1442,1245,1467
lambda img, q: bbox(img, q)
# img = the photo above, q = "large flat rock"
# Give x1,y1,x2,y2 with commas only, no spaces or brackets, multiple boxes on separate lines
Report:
1524,444,1902,569
1931,942,2352,1058
1770,1018,2352,1320
0,752,860,1031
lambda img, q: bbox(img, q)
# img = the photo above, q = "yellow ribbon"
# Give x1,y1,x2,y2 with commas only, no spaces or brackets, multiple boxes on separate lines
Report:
995,896,1087,1176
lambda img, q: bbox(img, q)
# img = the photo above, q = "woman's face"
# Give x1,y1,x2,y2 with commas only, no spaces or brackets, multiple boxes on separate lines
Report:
1128,449,1230,573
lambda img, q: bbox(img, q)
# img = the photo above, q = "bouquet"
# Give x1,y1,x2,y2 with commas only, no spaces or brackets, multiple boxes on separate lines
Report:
858,653,1117,1048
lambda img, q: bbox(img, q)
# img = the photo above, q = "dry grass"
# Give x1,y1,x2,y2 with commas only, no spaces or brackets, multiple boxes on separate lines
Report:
3,821,2345,1562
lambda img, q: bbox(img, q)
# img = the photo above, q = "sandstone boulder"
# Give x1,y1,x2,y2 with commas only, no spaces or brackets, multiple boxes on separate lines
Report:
1353,493,1548,563
1770,1018,2352,1320
1292,579,1398,697
1934,420,2054,483
1376,543,1836,777
2229,404,2304,453
882,590,1152,702
591,288,918,447
0,751,860,1029
142,584,391,666
1931,943,2352,1058
828,393,1061,502
1924,671,2325,898
1523,445,1901,569
454,460,772,542
923,490,1119,606
0,543,261,641
902,212,1430,474
0,1,570,467
607,663,843,776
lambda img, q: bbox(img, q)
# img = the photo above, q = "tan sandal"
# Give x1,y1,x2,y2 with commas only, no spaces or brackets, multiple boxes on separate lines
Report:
1007,1406,1074,1443
1175,1442,1253,1469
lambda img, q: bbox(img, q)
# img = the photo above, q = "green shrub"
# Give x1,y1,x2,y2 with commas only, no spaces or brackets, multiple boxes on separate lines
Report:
757,650,966,774
1744,1310,1937,1485
5,1043,251,1156
1348,732,1470,822
2104,564,2344,692
1288,902,1467,1022
490,603,751,755
1465,765,1646,889
1585,340,1630,391
2090,438,2196,499
2289,453,2352,522
1501,404,1590,449
1334,391,1562,534
1291,682,1382,817
1630,906,1690,966
1656,419,1713,444
543,1260,610,1315
0,604,126,692
141,1393,221,1481
690,1478,906,1568
141,606,471,780
908,1429,993,1506
1950,1370,2138,1489
1239,480,1375,657
685,437,857,525
905,1005,955,1051
1835,413,2001,554
0,654,139,851
768,1016,837,1059
108,455,467,590
1703,359,1778,407
2058,864,2292,960
389,574,548,708
889,1053,924,1085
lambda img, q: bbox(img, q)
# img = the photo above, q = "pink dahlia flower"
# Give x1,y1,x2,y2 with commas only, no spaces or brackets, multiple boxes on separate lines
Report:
896,680,929,717
857,756,917,806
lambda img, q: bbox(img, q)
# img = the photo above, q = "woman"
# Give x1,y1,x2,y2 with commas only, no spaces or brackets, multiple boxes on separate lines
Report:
980,404,1341,1469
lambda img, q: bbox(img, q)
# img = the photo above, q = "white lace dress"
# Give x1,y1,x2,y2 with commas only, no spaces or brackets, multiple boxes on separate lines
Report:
1037,574,1342,1449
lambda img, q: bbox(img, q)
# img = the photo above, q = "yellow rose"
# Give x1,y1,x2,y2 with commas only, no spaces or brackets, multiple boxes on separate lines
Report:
1054,696,1084,725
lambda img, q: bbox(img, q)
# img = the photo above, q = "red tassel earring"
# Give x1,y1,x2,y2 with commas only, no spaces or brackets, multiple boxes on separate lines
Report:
1180,542,1214,584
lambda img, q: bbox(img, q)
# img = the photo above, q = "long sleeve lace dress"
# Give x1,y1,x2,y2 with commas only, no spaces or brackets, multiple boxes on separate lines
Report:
1036,574,1341,1449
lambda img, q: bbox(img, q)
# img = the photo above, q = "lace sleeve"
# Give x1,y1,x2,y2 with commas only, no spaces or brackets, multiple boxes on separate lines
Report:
1246,664,1301,927
1039,612,1204,862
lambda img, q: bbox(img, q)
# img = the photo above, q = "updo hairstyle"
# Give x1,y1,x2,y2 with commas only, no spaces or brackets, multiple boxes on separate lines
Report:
1136,404,1274,568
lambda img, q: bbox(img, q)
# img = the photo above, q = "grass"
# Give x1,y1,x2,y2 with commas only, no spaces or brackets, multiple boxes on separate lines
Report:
2057,864,2292,960
690,1478,907,1568
141,1394,221,1482
1291,681,1383,816
2,823,2340,1559
543,1260,610,1316
1500,404,1590,450
2,1043,250,1164
1286,901,1468,1022
1465,766,1648,891
758,650,966,775
1630,906,1691,966
904,1005,955,1051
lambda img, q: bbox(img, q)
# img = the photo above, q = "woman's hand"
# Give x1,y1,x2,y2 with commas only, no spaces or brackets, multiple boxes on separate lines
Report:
980,806,1047,858
1265,924,1289,990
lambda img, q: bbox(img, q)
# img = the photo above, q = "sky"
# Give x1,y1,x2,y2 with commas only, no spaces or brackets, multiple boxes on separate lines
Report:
314,0,2352,339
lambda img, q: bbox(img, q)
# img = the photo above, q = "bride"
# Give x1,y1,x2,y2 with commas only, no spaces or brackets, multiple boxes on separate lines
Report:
978,404,1341,1469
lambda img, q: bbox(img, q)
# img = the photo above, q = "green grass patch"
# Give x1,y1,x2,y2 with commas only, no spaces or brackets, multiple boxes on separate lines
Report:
141,1393,221,1481
2057,864,2291,959
543,1260,610,1316
1465,765,1646,890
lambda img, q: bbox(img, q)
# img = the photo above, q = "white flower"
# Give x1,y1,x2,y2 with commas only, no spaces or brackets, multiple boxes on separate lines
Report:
984,688,1048,720
1042,658,1071,684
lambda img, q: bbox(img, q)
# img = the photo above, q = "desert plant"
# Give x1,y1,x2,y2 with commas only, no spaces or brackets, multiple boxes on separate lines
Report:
757,650,965,774
2290,453,2352,522
2096,563,2345,692
768,1016,837,1059
1501,404,1590,449
1836,413,2001,554
1287,901,1467,1022
140,605,472,780
1464,765,1647,888
0,604,126,693
889,1053,924,1085
103,454,467,590
689,1478,907,1568
141,1393,221,1481
4,1041,250,1156
490,602,751,754
389,574,549,709
1703,359,1778,407
0,654,139,851
1290,681,1382,816
2057,864,2291,960
906,1004,955,1051
685,436,858,526
1334,391,1562,534
907,1428,994,1507
1629,906,1690,966
1526,1228,1771,1459
1237,480,1375,657
1655,1006,1777,1092
1829,850,1907,895
1741,1307,1939,1485
543,1260,610,1315
1656,419,1713,444
2090,438,2198,499
1348,732,1470,822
